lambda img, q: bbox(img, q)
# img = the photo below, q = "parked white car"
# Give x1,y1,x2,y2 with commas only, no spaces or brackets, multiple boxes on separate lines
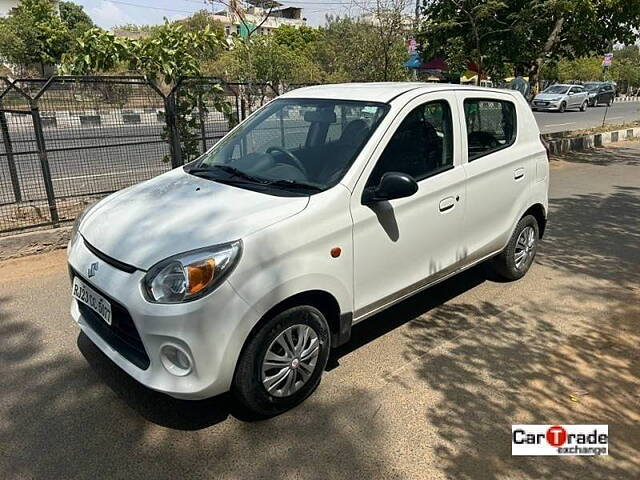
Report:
68,83,549,416
531,84,589,112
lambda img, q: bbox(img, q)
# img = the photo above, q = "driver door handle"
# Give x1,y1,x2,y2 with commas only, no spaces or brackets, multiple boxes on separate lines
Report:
439,196,456,212
514,168,525,180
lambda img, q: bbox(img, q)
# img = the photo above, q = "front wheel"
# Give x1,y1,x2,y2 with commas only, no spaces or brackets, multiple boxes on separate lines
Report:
233,305,331,417
492,215,539,281
558,102,566,113
580,101,587,112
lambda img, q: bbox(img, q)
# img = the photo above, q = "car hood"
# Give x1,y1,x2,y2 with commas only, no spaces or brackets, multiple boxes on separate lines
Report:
80,168,309,269
535,93,565,100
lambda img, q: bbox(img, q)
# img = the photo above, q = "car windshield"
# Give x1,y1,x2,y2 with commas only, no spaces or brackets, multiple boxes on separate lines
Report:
186,98,389,195
584,83,601,91
543,85,570,94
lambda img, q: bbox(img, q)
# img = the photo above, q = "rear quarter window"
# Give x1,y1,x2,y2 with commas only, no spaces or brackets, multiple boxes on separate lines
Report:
463,98,517,161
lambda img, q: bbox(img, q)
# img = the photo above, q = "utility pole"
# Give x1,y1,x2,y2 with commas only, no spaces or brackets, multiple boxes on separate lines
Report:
412,0,421,79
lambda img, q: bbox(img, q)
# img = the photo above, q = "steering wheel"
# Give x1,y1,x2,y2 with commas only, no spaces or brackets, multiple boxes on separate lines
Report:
266,146,308,177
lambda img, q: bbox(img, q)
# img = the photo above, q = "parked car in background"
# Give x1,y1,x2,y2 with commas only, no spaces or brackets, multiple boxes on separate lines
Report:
68,83,549,416
531,84,589,112
583,82,615,107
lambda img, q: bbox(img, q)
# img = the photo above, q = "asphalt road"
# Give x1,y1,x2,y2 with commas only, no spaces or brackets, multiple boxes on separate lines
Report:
1,142,639,479
534,100,640,134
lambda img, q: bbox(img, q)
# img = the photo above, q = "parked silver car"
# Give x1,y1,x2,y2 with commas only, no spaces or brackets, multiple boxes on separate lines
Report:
531,84,589,112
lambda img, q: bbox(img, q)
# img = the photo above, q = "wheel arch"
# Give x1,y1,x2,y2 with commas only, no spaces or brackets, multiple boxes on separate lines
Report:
241,289,351,358
521,203,547,238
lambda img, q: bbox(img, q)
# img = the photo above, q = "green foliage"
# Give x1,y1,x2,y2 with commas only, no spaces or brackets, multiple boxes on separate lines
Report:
419,0,640,87
174,9,225,37
0,0,71,73
63,22,225,86
62,22,231,162
59,1,94,37
556,57,603,82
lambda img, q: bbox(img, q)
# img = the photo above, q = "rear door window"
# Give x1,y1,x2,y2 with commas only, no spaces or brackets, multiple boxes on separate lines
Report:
463,99,517,161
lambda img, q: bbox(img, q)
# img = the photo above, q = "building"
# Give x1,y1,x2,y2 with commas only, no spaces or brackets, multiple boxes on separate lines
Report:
212,1,305,37
0,0,19,17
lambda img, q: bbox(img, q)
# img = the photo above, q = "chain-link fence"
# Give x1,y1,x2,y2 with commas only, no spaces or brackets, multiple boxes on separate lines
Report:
0,76,289,235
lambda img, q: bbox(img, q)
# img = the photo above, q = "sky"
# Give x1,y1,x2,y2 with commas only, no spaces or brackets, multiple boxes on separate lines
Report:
71,0,376,29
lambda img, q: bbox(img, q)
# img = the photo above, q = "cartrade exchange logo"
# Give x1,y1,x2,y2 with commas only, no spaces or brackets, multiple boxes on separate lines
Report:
512,425,608,456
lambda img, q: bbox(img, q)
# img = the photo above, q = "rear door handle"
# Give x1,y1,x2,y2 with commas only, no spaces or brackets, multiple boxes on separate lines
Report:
514,168,525,180
439,196,455,212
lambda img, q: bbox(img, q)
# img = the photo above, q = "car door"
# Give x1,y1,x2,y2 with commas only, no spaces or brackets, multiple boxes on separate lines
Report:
568,86,580,108
456,92,534,262
350,92,466,319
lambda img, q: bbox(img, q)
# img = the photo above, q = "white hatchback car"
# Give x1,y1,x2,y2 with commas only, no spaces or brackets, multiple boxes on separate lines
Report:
68,83,549,416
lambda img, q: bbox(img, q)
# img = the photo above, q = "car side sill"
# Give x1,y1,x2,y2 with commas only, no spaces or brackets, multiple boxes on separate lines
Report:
352,248,503,324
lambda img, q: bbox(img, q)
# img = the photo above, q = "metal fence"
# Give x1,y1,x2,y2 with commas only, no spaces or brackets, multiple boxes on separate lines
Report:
0,76,285,235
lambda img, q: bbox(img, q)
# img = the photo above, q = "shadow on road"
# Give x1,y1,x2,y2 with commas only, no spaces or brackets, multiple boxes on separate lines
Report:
392,185,640,479
553,142,640,167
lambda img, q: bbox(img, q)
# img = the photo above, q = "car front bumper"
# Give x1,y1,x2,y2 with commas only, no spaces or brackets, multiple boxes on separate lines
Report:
68,236,259,400
532,101,561,111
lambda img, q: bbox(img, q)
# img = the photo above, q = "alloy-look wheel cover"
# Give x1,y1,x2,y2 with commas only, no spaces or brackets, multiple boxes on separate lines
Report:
261,324,320,398
514,226,536,270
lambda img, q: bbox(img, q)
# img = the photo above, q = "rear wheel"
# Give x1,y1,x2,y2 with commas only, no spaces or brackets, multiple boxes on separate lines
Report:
233,305,330,417
492,215,539,281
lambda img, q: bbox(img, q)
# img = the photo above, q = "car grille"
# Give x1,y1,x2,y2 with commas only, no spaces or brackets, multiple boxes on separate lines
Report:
70,266,150,370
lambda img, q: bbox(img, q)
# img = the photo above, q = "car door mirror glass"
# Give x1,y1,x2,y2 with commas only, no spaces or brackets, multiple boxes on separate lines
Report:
363,172,418,204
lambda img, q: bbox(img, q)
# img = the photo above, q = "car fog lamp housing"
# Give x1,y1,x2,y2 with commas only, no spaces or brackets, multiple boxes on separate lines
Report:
160,344,193,376
143,240,242,304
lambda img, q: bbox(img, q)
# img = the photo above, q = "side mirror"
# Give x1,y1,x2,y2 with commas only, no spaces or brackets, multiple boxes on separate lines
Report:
362,172,418,204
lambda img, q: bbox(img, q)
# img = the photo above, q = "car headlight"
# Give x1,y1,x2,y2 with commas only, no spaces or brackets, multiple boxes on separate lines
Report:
589,93,596,98
69,202,97,248
142,241,242,303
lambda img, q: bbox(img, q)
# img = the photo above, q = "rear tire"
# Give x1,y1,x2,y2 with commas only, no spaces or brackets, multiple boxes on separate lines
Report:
233,305,330,417
492,215,539,281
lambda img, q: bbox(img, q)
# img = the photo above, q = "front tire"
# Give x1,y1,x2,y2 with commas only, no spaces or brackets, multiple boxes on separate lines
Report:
558,102,566,113
492,215,539,281
233,306,330,417
580,101,587,112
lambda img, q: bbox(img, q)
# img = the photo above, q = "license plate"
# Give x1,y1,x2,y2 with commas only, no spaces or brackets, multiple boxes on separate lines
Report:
72,277,112,325
535,102,548,106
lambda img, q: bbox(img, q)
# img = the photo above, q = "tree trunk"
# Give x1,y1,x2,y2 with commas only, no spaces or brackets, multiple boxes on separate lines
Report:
530,16,565,94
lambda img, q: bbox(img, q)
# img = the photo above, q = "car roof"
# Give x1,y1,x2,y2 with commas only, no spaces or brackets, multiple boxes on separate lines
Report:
279,82,518,103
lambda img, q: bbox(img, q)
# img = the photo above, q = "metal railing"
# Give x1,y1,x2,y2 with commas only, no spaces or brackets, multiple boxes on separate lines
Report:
0,76,289,235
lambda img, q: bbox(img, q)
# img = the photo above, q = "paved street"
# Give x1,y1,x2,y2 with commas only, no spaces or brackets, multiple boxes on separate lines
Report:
0,142,639,479
535,101,639,133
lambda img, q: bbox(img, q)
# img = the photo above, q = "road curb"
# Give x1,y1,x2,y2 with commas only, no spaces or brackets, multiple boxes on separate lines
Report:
614,96,640,103
0,227,71,261
543,126,640,155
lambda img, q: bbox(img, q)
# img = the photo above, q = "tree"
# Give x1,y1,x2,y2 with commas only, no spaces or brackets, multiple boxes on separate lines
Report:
59,1,94,37
419,0,640,91
312,15,409,82
62,23,231,161
0,0,71,75
357,0,411,81
556,57,602,82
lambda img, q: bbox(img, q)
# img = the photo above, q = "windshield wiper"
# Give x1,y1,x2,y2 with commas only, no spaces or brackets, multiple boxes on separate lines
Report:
186,164,265,184
264,179,323,192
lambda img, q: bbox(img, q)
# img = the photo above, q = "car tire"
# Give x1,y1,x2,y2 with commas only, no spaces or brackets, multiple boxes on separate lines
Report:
607,98,612,107
492,215,539,281
580,101,587,112
592,98,598,107
233,305,331,417
558,102,566,113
